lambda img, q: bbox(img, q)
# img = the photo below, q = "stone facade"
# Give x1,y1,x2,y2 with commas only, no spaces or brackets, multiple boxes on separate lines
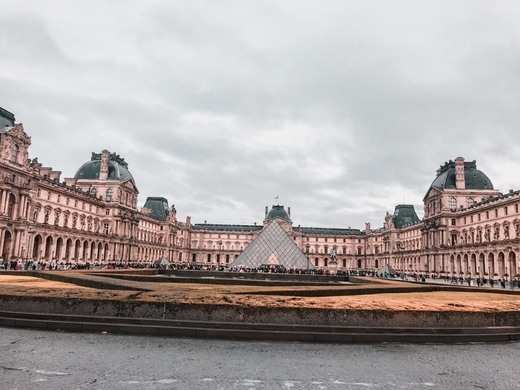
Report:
0,109,519,278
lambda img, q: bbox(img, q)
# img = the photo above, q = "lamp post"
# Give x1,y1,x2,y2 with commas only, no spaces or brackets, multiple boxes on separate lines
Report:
305,243,310,274
217,240,222,270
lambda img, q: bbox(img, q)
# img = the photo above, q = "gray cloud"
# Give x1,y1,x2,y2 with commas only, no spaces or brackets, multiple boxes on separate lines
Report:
2,0,520,228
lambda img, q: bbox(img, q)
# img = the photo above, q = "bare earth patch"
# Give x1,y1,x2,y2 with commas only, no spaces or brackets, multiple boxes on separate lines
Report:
1,274,520,312
0,275,90,289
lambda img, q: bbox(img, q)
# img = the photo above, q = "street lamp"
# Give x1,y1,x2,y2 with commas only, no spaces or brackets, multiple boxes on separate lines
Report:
305,243,310,273
217,240,222,270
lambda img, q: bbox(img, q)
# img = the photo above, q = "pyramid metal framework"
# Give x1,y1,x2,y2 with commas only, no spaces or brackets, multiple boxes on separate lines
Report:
228,220,314,270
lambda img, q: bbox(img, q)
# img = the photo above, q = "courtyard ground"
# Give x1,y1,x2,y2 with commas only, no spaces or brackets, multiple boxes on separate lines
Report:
1,273,520,313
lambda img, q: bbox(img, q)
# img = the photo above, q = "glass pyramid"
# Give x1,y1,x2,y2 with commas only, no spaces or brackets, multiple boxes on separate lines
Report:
229,220,314,270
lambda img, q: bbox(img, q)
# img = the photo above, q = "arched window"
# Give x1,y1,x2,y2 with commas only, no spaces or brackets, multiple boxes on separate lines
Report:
11,144,19,163
449,197,457,211
7,194,16,218
468,197,475,206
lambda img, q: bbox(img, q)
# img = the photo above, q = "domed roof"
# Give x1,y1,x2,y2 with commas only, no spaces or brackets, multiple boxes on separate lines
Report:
266,205,291,220
430,159,493,191
74,152,134,182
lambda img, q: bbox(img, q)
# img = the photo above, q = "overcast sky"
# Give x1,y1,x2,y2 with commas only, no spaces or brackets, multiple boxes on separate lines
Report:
2,1,520,229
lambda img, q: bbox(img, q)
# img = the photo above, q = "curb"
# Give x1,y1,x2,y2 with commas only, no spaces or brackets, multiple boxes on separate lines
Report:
1,311,520,344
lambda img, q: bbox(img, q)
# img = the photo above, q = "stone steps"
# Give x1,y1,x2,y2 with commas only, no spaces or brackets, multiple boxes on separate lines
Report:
1,311,519,344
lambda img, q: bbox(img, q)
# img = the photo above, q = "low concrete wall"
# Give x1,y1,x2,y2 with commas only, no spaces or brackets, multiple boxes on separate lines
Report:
0,294,518,328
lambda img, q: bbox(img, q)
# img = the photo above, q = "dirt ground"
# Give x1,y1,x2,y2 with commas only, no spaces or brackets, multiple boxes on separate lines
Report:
1,275,520,312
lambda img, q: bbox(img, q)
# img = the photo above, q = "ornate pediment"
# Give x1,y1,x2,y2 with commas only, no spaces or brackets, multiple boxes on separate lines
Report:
121,178,138,192
6,124,31,144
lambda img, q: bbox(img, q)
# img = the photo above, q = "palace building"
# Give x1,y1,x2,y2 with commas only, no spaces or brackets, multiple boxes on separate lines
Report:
0,107,519,278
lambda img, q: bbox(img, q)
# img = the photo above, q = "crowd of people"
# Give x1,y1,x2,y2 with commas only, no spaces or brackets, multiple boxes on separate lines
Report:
375,270,520,289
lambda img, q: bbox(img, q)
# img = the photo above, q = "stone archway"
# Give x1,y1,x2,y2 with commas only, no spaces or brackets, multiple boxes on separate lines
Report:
478,253,485,277
56,237,63,261
488,253,495,277
462,254,469,275
470,253,477,276
497,252,506,277
44,236,53,261
508,251,518,278
65,238,73,261
32,234,42,260
74,240,81,261
2,230,13,262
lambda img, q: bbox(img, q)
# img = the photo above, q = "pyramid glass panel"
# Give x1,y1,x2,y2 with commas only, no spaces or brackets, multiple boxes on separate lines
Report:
229,220,313,270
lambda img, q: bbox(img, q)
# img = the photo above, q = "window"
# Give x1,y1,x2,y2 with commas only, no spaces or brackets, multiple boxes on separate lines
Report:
11,144,19,162
90,188,97,196
105,209,110,215
468,197,475,206
451,218,456,226
103,223,110,235
505,207,508,216
451,233,457,246
106,188,113,201
449,197,457,211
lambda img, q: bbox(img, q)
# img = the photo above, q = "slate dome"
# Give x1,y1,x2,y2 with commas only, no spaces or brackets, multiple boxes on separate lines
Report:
430,159,493,191
74,152,134,182
266,205,291,220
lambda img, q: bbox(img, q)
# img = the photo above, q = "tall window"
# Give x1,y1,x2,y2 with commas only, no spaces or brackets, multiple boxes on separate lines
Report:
106,188,113,201
449,197,457,211
7,194,16,218
11,144,19,162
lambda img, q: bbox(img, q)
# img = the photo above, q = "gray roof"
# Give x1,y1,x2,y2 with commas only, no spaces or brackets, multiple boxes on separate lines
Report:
192,224,262,232
293,226,363,236
431,160,493,191
143,197,170,221
266,205,290,220
74,152,134,182
0,107,15,127
392,204,420,228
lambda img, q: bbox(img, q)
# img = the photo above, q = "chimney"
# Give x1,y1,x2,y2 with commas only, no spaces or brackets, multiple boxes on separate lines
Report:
265,206,268,218
99,150,110,180
455,157,465,189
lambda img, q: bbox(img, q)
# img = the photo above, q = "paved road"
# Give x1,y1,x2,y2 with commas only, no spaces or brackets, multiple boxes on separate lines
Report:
0,327,519,390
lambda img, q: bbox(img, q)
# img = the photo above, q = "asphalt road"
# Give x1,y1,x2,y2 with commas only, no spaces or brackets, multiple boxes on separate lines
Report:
1,327,519,389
